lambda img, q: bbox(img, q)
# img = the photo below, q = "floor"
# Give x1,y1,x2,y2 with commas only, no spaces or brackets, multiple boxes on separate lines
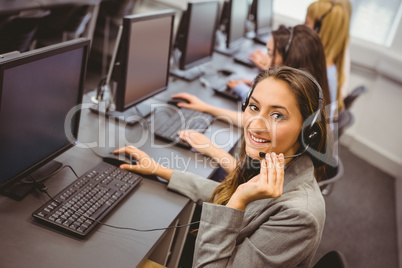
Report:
312,144,399,268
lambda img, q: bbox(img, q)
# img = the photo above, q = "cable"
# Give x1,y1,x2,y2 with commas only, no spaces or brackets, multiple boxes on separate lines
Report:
37,164,201,232
75,141,106,159
134,106,144,118
90,218,200,232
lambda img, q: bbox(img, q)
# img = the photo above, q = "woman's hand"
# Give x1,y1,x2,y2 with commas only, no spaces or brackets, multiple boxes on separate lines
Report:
178,130,237,173
226,152,285,210
113,146,173,180
178,129,212,154
249,49,269,70
171,92,209,113
227,79,253,89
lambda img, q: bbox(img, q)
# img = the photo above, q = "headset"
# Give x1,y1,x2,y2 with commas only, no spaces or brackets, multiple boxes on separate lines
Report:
314,1,335,33
284,26,294,55
242,67,324,159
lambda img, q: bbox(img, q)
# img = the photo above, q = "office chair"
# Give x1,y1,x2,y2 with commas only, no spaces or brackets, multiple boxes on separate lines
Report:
336,85,368,138
34,5,95,48
313,250,348,268
318,157,344,196
336,109,354,138
0,9,50,54
344,85,368,110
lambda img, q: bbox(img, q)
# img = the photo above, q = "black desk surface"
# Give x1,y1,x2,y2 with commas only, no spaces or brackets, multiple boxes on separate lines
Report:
0,40,263,268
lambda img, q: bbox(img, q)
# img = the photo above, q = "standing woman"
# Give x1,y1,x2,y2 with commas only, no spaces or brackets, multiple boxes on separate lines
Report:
305,0,350,114
115,66,329,267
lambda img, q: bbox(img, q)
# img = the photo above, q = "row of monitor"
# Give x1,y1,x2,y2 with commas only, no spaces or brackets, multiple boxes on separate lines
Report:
0,0,273,199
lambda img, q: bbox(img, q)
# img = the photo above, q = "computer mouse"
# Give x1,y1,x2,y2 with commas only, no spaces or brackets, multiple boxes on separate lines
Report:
218,69,234,76
167,97,190,107
103,155,137,167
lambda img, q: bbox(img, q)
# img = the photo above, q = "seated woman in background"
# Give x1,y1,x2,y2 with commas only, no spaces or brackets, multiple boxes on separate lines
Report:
172,25,331,174
305,0,350,116
115,66,329,267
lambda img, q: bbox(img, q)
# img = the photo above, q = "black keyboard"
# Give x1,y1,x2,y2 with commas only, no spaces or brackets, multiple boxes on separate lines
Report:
154,107,214,149
233,54,255,68
32,161,142,238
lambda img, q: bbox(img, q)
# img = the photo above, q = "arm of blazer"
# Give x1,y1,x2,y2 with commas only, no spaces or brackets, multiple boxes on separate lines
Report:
193,200,323,268
167,170,220,206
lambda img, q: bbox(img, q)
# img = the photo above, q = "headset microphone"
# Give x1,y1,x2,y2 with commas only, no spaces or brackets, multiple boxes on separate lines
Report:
259,146,309,160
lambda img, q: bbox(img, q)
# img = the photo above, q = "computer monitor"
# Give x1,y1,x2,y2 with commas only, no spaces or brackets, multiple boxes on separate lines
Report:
170,0,220,81
0,38,89,200
91,10,175,125
251,0,273,45
215,0,249,56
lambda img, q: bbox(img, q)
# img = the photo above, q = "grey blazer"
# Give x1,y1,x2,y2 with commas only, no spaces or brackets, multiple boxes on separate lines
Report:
167,155,325,268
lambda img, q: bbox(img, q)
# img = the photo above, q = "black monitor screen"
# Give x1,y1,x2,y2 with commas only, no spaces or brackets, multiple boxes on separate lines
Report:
0,39,89,192
227,0,249,48
114,10,175,111
177,0,219,70
254,0,273,35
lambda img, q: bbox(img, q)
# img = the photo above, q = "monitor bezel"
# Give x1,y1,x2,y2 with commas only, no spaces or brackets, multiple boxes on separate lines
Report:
177,0,220,70
114,10,175,112
0,38,89,191
253,0,273,36
225,0,249,49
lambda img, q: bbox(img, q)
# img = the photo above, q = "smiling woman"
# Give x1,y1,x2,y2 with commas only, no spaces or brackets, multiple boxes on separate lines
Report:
115,66,330,267
243,77,303,162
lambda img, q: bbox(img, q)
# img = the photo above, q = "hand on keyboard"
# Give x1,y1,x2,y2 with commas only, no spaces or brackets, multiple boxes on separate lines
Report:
227,79,253,90
171,92,209,113
249,49,269,70
178,130,214,155
178,130,238,174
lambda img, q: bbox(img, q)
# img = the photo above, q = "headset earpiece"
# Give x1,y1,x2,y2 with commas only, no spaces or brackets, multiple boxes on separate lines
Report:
242,86,254,112
313,1,335,34
301,124,320,147
314,18,323,33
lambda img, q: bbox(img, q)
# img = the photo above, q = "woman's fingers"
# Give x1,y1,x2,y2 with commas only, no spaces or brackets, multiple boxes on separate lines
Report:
259,152,285,198
113,145,142,160
266,152,276,185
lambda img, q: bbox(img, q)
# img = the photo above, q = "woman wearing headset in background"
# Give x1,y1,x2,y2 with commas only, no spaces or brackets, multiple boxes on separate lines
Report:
172,25,331,175
114,66,329,267
238,0,351,120
305,0,351,118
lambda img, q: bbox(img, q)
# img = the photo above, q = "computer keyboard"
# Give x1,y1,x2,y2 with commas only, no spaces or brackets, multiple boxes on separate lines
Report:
153,107,214,149
233,54,255,68
206,74,241,101
32,161,142,238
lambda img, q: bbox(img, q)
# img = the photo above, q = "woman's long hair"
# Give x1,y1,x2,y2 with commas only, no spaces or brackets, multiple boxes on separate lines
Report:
210,67,331,205
271,24,331,107
307,0,350,110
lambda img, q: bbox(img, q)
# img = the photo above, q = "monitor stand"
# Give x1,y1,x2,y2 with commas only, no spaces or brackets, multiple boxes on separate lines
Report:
214,45,241,57
90,102,152,126
214,31,243,56
170,66,204,81
1,160,63,200
253,33,270,45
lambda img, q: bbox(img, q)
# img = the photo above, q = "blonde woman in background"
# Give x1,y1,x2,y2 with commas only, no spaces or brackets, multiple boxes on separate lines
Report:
305,0,351,118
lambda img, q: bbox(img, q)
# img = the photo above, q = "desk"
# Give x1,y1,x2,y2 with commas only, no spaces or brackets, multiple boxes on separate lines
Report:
0,40,261,268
